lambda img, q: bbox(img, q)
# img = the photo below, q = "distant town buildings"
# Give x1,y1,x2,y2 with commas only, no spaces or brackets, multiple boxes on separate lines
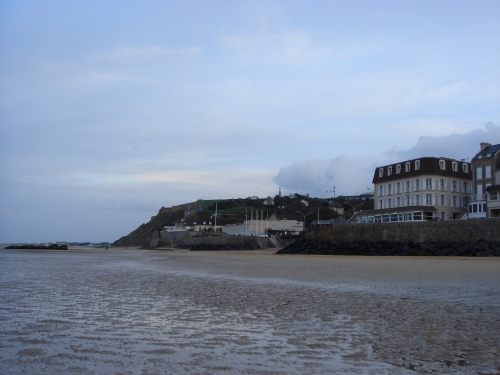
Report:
164,140,499,234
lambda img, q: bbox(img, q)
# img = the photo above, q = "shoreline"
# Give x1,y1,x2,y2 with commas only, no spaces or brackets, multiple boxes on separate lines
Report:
1,248,499,374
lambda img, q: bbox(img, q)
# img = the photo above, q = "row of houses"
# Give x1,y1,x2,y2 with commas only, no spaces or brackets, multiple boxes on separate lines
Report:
164,209,303,237
357,142,500,223
162,142,499,237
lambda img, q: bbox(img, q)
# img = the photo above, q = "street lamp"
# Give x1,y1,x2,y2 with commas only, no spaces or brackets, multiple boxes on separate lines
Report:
297,211,313,232
344,201,363,223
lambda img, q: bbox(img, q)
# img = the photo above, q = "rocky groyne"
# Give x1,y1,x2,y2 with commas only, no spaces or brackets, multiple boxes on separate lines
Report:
276,238,500,257
5,244,68,250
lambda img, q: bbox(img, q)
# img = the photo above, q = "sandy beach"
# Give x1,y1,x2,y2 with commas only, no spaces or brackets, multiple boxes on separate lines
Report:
1,247,499,374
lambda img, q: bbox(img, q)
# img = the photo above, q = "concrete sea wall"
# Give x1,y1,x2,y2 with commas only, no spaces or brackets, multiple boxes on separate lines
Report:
308,218,500,243
151,231,269,249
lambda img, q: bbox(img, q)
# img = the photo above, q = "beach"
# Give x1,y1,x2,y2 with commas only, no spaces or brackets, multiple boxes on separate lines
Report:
1,247,499,374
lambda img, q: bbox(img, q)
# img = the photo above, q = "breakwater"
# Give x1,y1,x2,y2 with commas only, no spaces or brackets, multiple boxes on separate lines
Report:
151,231,270,249
308,218,500,243
277,238,500,256
5,244,68,250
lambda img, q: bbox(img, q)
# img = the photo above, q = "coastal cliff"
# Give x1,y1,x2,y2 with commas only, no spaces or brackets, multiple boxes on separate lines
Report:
112,205,187,248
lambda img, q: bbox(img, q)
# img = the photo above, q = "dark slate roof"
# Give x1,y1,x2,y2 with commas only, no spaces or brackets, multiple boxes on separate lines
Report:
485,184,500,192
372,157,471,184
471,144,500,162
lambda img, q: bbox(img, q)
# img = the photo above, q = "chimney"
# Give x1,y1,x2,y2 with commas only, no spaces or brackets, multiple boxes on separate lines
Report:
480,142,491,151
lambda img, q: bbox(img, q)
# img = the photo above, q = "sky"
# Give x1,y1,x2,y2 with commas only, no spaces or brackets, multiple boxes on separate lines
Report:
1,0,499,243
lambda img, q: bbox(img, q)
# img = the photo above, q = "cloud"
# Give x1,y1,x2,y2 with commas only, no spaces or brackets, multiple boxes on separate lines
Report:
107,46,202,60
273,156,373,197
218,29,335,65
385,122,500,162
274,122,500,197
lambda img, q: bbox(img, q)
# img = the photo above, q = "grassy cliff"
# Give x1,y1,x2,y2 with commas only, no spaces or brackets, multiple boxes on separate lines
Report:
112,207,186,248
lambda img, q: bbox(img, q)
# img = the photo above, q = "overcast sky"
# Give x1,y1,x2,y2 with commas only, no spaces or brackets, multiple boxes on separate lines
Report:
1,0,499,243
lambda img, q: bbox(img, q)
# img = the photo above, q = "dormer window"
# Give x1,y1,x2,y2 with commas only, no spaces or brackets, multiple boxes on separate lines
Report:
415,160,420,170
379,168,384,177
462,163,468,173
396,164,401,174
439,160,445,170
387,166,392,176
405,162,410,172
452,162,457,172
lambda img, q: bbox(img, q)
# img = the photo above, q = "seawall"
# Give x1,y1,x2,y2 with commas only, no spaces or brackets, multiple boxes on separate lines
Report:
308,218,500,243
151,231,272,249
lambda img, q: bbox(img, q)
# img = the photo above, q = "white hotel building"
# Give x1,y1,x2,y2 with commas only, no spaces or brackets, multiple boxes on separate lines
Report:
357,157,472,223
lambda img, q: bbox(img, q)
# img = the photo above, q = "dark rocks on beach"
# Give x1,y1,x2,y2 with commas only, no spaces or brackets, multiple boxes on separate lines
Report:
187,243,260,251
5,244,68,250
276,238,500,257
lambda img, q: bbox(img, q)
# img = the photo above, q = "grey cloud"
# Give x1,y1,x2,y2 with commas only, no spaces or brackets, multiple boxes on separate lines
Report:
273,156,372,197
385,122,500,162
274,123,500,198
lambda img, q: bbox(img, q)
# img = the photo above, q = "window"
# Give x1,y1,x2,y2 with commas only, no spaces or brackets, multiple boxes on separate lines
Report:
452,181,458,192
462,182,468,193
439,179,445,191
452,196,457,207
405,162,410,172
406,196,411,206
388,184,392,195
378,185,384,196
405,181,411,192
461,198,467,208
415,160,420,170
387,199,392,208
490,192,498,200
485,165,492,179
397,197,401,207
415,179,421,191
378,200,383,209
425,194,433,205
440,212,445,221
415,195,421,205
396,182,401,194
440,195,446,206
387,166,392,176
425,178,433,190
396,164,401,174
462,163,468,173
439,160,445,170
452,162,457,172
476,167,482,179
379,168,384,177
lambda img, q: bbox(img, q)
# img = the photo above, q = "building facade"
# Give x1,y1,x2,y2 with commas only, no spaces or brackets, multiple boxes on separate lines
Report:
468,142,500,218
357,157,472,223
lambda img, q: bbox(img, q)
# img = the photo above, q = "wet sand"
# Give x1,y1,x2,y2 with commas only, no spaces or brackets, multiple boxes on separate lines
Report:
0,247,499,374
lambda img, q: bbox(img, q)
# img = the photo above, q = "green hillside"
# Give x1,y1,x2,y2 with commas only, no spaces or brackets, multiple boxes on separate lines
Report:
112,208,185,248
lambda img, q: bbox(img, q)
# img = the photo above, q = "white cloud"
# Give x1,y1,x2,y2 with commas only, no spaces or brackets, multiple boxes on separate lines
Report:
274,122,500,197
273,156,372,197
386,122,500,162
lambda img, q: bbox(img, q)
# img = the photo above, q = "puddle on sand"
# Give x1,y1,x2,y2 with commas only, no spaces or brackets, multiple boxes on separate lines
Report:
1,249,498,374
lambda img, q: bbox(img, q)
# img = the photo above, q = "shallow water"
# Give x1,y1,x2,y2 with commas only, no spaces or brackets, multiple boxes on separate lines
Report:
1,248,499,374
